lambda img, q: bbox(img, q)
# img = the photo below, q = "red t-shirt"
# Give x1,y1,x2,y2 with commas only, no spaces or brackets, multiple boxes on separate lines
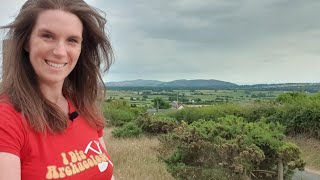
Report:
0,101,113,180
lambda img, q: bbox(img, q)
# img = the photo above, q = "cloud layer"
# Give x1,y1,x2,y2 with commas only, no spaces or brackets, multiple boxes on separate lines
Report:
1,0,320,84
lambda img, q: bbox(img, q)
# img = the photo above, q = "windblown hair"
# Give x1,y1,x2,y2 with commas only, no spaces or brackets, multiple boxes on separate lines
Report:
0,0,113,133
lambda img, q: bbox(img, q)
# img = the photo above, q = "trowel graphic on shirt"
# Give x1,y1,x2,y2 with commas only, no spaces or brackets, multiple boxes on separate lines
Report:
46,140,113,179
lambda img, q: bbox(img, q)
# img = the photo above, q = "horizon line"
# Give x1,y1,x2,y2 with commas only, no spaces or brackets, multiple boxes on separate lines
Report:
104,79,320,86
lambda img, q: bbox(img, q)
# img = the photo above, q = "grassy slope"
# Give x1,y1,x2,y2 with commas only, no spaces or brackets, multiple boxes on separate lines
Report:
286,135,320,171
103,127,174,180
103,128,320,179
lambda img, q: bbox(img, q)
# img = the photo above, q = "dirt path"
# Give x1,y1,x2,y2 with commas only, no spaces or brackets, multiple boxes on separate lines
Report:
293,168,320,180
305,168,320,176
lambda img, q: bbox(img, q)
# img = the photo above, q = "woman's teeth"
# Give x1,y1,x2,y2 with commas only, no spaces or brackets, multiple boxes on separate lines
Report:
45,60,66,68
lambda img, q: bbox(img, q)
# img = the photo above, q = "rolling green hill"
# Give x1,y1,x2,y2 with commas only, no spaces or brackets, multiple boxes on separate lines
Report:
106,79,320,92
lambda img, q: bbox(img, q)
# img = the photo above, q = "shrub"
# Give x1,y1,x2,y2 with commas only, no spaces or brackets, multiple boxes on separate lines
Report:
137,113,179,134
103,99,146,126
274,94,320,138
104,108,136,126
158,116,304,180
276,92,307,103
167,94,320,139
112,122,142,138
240,102,279,122
167,104,244,123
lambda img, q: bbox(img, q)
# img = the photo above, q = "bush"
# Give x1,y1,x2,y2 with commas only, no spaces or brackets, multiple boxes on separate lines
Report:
136,113,179,134
167,104,244,123
158,116,304,180
112,122,142,138
103,99,146,126
104,108,136,126
167,102,279,124
167,94,320,139
276,92,307,103
274,93,320,138
240,102,279,122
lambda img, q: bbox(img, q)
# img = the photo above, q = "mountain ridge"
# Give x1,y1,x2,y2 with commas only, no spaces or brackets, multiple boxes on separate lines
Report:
105,79,320,92
107,79,238,88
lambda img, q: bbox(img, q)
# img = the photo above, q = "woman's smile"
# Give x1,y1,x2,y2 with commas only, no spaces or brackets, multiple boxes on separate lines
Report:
27,9,83,85
45,60,67,69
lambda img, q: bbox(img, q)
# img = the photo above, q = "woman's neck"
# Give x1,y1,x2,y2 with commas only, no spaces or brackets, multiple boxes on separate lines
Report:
39,82,68,114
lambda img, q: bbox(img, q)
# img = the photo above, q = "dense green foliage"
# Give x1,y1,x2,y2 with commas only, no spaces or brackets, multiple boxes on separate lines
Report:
111,121,142,138
103,99,145,126
152,97,171,109
274,92,320,137
158,116,304,179
136,113,179,134
166,92,320,139
166,102,280,124
103,99,145,138
102,92,320,179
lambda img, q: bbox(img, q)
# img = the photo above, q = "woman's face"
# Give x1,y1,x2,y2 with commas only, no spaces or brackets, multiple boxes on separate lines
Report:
26,9,83,86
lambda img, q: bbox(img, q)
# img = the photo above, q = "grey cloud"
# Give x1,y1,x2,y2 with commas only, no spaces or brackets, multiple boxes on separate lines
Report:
2,0,320,84
106,0,320,45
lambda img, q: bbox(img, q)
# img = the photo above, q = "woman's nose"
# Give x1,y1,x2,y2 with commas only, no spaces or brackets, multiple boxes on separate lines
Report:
52,41,67,57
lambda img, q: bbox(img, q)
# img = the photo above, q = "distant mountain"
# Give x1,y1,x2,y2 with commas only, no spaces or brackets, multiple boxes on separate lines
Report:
161,79,238,88
239,83,320,92
106,79,320,92
107,79,163,86
106,79,238,89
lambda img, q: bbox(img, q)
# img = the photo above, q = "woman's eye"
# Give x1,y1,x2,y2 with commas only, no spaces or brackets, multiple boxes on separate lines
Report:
69,39,79,43
42,34,53,39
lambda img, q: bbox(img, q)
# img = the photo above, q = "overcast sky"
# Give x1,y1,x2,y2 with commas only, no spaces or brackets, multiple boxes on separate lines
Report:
1,0,320,85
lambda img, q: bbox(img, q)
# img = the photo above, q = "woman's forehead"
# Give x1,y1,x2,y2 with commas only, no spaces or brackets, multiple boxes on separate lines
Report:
33,9,83,38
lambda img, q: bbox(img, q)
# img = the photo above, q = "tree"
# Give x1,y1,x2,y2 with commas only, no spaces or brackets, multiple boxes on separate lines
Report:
152,97,170,111
276,92,307,103
251,94,258,98
168,96,177,101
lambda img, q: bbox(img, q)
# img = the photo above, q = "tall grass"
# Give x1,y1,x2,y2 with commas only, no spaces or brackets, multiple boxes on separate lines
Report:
286,135,320,171
103,127,174,180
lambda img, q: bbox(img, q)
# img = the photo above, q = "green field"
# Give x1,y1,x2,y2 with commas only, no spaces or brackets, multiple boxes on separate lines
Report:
106,89,304,108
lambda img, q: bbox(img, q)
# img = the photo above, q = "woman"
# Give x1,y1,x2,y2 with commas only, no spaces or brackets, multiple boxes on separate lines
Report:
0,0,114,179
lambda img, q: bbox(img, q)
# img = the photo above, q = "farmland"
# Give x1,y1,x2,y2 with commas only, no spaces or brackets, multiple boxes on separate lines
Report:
106,89,304,108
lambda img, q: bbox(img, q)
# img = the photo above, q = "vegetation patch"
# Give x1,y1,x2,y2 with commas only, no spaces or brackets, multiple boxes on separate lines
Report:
158,116,304,180
103,91,320,179
112,122,142,138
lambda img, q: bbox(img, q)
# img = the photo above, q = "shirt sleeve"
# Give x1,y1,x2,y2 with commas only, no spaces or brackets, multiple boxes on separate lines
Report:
0,103,26,158
97,128,104,138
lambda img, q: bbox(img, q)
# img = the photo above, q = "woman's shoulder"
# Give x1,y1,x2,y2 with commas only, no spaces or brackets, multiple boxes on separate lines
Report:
0,96,25,124
0,97,18,114
0,96,28,158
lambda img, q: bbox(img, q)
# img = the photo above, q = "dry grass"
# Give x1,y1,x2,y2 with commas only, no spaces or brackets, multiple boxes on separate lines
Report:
286,135,320,171
103,128,320,178
103,127,175,180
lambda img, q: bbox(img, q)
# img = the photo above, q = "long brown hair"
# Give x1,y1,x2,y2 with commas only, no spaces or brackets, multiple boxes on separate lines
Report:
0,0,113,133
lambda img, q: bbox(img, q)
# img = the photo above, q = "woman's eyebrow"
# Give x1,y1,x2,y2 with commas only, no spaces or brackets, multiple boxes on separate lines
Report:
37,28,53,34
68,35,83,41
37,28,82,40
